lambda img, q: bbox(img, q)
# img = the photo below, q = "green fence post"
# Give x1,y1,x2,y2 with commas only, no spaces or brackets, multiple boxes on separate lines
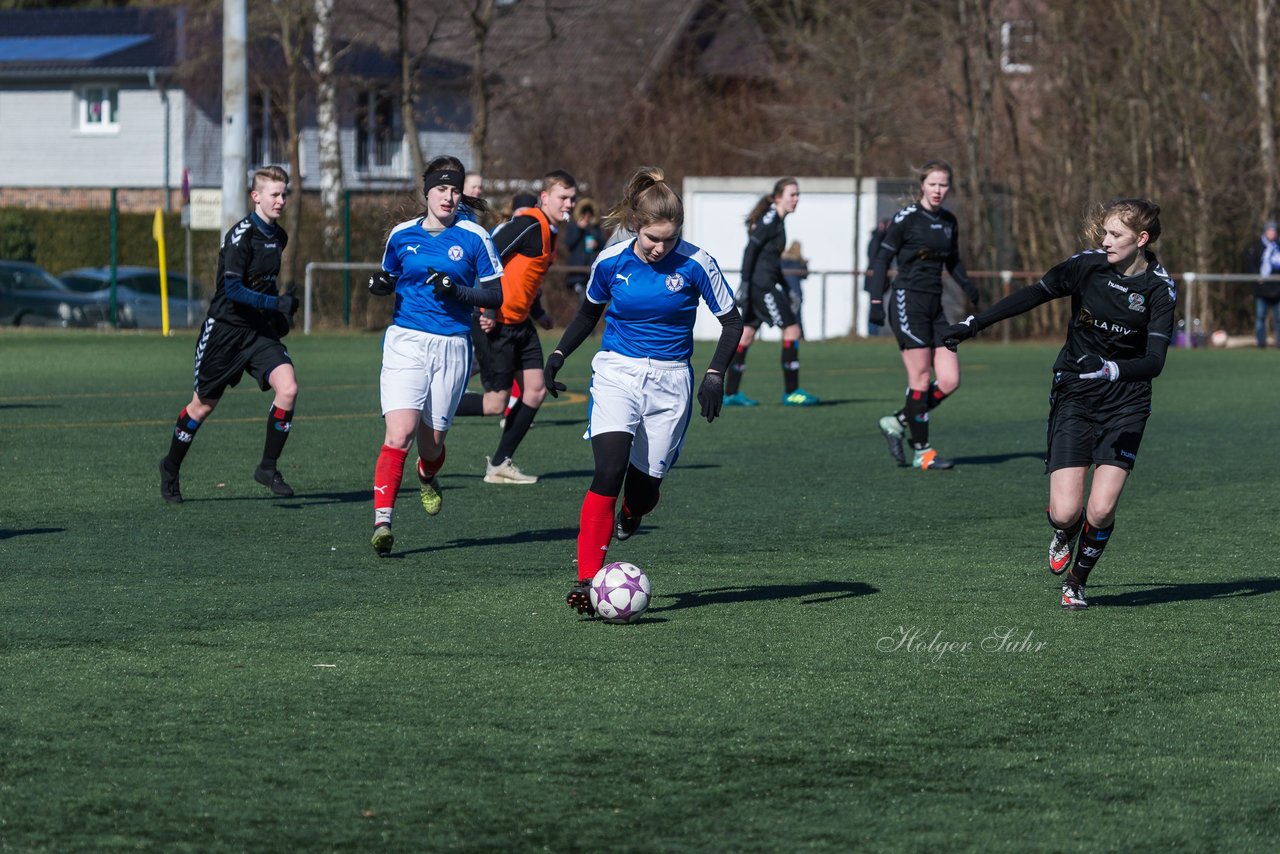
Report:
343,189,352,328
109,188,118,327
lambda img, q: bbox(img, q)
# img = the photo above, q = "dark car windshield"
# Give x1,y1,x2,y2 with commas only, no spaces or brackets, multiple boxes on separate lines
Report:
62,270,189,297
0,264,72,293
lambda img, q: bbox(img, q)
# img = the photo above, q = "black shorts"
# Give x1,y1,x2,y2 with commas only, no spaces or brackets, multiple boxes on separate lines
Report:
1045,375,1152,473
193,317,292,400
889,288,949,350
475,318,544,392
740,281,798,330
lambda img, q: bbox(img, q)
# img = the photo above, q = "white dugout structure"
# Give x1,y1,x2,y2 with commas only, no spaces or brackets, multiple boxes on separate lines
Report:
683,176,887,342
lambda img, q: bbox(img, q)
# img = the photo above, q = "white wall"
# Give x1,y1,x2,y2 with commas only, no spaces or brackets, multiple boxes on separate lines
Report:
0,84,183,189
683,176,900,340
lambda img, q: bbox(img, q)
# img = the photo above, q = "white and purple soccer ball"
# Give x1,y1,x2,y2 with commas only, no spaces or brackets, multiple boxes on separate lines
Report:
590,561,651,624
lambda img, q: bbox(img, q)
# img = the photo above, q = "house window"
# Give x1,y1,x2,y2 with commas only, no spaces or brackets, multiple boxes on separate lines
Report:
355,90,401,172
249,91,289,167
1000,20,1036,74
79,86,119,132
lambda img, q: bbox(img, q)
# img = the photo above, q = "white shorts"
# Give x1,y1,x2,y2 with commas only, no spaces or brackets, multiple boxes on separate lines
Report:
380,325,472,431
587,350,693,478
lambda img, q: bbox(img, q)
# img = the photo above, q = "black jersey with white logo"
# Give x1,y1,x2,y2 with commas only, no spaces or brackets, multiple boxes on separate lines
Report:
207,213,289,333
1038,249,1177,375
741,206,786,290
878,204,962,295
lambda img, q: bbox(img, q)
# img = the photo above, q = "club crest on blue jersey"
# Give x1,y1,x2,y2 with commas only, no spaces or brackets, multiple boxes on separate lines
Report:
665,273,685,293
448,245,463,261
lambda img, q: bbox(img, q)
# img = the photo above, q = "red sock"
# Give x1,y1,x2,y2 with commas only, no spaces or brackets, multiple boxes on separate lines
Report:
374,445,408,512
577,490,617,581
418,445,446,480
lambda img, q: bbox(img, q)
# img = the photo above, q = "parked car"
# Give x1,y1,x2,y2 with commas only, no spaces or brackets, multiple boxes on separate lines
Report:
59,266,207,329
0,260,111,328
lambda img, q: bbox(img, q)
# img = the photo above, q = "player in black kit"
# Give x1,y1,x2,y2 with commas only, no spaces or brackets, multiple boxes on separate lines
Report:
867,160,980,470
723,177,819,407
944,198,1174,611
159,165,300,504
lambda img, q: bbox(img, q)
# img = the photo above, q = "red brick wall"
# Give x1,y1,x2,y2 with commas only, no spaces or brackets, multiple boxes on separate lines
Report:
0,187,182,212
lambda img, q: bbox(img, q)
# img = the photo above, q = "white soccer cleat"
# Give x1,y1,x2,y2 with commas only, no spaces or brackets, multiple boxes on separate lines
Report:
483,455,538,484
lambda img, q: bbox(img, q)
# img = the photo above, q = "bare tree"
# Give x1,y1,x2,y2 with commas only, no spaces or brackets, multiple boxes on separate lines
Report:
265,0,312,284
313,0,343,255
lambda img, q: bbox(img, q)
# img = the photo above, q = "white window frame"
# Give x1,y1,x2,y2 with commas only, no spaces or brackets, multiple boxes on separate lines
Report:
1000,20,1035,75
78,85,120,133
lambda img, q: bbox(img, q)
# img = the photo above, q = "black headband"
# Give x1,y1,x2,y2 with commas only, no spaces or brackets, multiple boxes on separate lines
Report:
424,170,464,192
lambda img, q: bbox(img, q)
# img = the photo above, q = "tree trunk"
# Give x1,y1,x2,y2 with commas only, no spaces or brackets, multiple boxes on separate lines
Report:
468,0,495,172
398,0,425,182
314,0,344,256
1258,0,1276,216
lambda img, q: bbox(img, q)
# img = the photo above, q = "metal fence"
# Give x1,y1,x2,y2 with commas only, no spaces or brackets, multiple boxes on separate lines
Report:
304,260,1270,349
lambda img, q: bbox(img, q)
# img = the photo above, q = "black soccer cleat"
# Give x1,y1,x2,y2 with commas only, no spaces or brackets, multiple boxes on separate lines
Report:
254,464,295,497
878,415,907,465
566,581,595,616
614,510,641,541
159,457,183,504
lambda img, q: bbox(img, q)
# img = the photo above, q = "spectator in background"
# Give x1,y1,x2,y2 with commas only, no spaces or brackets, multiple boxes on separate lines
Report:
563,197,605,299
780,240,809,327
1246,219,1280,348
864,219,891,335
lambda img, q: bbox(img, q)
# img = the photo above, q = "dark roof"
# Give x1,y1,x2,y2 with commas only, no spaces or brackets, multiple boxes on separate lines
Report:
0,7,182,80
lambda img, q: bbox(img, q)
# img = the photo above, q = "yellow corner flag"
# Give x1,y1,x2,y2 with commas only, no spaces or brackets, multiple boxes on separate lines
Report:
153,209,170,335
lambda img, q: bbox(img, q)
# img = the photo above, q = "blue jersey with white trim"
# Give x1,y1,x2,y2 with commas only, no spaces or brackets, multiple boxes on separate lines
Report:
585,238,735,362
382,218,503,336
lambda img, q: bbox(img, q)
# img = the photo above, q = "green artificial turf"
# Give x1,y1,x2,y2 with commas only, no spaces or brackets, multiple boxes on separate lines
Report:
1,329,1277,851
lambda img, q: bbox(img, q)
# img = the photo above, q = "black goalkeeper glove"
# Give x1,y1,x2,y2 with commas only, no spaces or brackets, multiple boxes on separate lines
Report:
426,267,455,299
942,315,977,351
867,299,885,327
368,270,397,296
544,351,567,398
276,289,299,318
697,371,724,423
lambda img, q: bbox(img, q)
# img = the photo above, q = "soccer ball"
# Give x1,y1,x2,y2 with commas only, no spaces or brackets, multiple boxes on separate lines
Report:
1210,329,1229,348
590,561,651,623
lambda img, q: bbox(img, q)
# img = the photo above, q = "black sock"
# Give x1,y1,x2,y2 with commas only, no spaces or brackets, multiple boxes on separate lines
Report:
165,408,202,468
926,380,950,411
726,345,749,395
1067,520,1114,586
455,392,485,417
503,399,524,429
261,403,292,468
782,339,800,394
905,389,929,449
493,401,537,464
1047,508,1084,540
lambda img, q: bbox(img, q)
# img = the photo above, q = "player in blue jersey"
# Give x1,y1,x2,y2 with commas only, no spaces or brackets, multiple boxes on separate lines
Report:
159,165,298,504
543,167,744,616
944,199,1173,610
867,160,981,470
365,157,504,556
723,178,819,407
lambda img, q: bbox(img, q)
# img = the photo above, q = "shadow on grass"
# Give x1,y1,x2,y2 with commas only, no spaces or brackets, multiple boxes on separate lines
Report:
0,527,65,540
655,579,878,612
949,451,1043,466
381,526,581,557
1088,577,1280,607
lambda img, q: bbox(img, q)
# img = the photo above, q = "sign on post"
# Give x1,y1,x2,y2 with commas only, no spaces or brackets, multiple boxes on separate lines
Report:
189,189,223,231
